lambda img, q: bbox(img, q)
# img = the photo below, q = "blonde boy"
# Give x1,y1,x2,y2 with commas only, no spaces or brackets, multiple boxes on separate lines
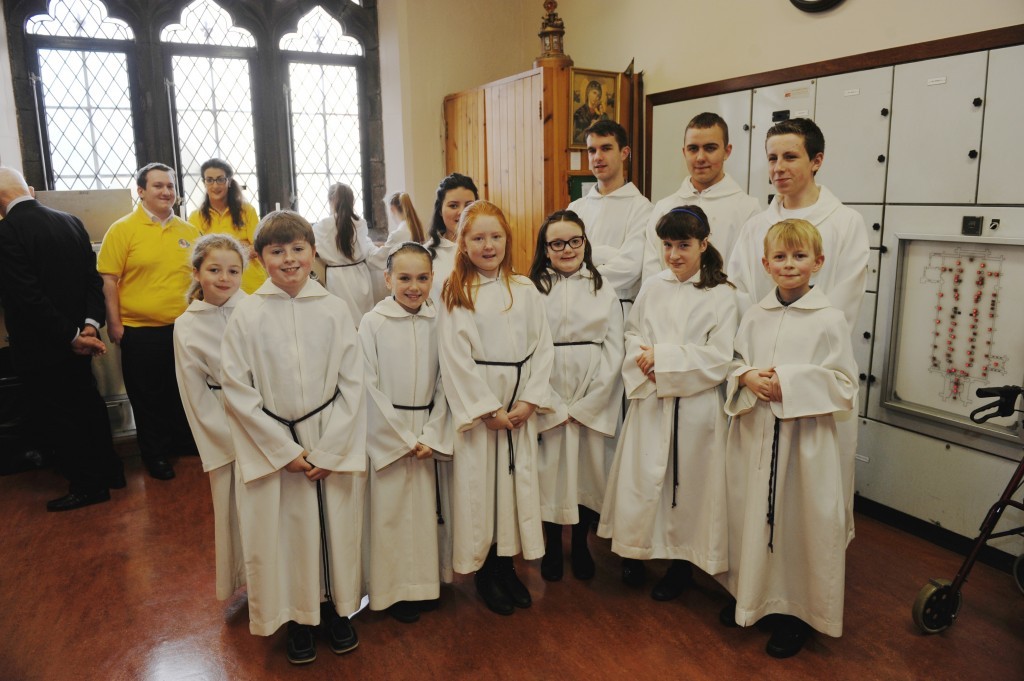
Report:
220,211,367,665
720,220,857,659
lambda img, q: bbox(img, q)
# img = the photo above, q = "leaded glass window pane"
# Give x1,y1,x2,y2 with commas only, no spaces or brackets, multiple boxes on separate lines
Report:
36,48,136,190
160,0,255,47
280,6,362,56
26,0,133,40
288,62,362,223
171,55,259,216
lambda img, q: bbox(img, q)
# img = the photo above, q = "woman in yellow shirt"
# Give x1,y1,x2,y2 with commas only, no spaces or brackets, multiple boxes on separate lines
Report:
188,159,266,293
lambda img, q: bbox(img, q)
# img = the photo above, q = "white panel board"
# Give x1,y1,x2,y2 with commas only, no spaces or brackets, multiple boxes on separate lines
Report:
749,79,816,207
814,67,893,204
886,53,987,204
978,45,1024,205
848,203,884,250
649,91,752,202
34,188,134,242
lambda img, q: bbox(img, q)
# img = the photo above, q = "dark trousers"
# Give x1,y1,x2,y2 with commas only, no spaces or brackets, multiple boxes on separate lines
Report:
23,354,122,494
120,325,197,465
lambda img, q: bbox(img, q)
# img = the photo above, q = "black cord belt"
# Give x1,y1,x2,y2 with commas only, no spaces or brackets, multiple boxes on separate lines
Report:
553,340,603,347
261,387,342,605
325,259,366,268
767,416,782,553
474,352,533,474
206,382,222,390
391,399,444,525
671,396,680,508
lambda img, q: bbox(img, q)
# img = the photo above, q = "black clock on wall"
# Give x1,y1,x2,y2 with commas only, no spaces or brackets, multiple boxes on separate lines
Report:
790,0,847,12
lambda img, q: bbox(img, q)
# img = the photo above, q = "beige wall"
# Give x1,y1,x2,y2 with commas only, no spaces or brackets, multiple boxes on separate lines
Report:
551,0,1024,95
378,0,533,225
0,8,22,171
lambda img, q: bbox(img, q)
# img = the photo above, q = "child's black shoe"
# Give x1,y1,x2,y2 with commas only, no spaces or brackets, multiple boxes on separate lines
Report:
765,616,810,658
286,622,316,665
387,601,420,624
322,606,359,654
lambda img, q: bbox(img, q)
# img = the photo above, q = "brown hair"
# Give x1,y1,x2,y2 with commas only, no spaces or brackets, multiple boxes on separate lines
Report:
441,200,515,312
387,191,425,243
186,233,246,303
328,183,360,259
253,210,315,255
655,205,733,290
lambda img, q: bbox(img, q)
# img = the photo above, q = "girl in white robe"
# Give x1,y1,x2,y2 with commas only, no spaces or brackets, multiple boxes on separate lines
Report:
425,173,479,304
220,211,366,663
312,182,380,327
527,210,624,582
438,200,563,616
367,192,428,300
359,242,453,624
720,219,857,658
598,206,738,601
173,234,247,600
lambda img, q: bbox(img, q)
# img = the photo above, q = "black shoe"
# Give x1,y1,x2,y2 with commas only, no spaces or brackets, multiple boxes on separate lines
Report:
145,458,175,481
719,600,739,628
107,465,127,490
46,489,110,512
414,598,440,612
541,522,563,582
650,560,694,601
286,622,316,665
387,601,420,624
766,616,811,659
621,558,646,587
570,518,595,580
496,556,532,608
323,609,358,655
475,570,514,615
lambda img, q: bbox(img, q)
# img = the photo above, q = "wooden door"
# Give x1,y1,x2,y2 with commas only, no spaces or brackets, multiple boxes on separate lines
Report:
443,88,487,194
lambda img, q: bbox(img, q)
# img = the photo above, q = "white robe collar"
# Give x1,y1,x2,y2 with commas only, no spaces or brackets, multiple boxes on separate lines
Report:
184,289,247,313
766,185,843,225
677,173,746,200
253,277,328,299
582,181,644,201
372,295,437,319
656,268,702,285
757,285,830,311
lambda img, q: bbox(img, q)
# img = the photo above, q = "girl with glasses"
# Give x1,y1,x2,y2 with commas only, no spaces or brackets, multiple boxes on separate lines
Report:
527,210,624,583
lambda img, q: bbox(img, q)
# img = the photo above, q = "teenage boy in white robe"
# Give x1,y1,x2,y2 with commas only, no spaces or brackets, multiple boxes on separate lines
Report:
221,211,366,666
726,118,868,543
641,112,760,280
719,219,858,659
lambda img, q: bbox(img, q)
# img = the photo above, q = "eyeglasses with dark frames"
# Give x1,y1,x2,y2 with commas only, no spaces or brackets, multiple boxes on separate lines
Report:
546,236,585,252
203,176,229,185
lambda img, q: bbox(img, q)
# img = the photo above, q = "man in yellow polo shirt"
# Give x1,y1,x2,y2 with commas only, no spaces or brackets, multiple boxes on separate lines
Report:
98,163,200,480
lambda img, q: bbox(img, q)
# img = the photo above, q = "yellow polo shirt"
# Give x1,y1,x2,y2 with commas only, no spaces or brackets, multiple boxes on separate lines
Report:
188,203,266,294
97,204,200,327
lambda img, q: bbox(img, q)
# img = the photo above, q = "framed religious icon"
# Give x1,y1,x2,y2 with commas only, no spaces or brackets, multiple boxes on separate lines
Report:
569,68,620,148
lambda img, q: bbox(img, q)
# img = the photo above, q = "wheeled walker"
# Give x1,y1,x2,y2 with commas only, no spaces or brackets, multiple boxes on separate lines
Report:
911,385,1024,634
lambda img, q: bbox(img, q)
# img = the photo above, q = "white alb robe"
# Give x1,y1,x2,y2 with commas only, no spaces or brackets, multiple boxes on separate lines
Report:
641,174,760,280
567,182,653,303
598,271,737,574
221,278,367,636
313,215,380,326
534,266,624,522
726,185,868,543
359,297,453,610
173,289,247,600
428,237,457,305
438,274,565,573
721,286,857,637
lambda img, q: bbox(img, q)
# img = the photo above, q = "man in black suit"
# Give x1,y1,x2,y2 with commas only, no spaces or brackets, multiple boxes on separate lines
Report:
0,167,125,511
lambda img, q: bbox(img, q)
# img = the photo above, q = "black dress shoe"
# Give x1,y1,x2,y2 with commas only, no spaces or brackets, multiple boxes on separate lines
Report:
475,570,514,615
621,558,646,587
496,556,532,608
145,458,175,481
719,600,739,628
107,466,127,489
570,519,595,580
766,616,811,659
387,601,420,623
541,522,564,582
286,621,316,664
46,489,110,512
414,598,440,612
322,606,358,654
650,560,694,601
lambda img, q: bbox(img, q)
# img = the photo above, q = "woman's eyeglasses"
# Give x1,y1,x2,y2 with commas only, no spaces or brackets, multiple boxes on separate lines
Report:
546,236,585,251
203,176,228,185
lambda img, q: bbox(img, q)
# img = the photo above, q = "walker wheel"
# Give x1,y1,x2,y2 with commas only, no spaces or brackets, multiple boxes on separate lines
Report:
912,579,962,634
1014,554,1024,596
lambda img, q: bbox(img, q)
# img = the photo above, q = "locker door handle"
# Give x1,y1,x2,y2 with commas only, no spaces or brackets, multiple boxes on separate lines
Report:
968,149,979,159
743,124,750,131
880,107,889,117
872,223,881,231
869,375,877,383
879,245,888,253
863,331,872,339
877,154,886,163
972,97,983,107
859,373,867,381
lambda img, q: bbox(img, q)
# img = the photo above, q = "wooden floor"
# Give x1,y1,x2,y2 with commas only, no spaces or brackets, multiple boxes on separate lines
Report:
1,451,1021,681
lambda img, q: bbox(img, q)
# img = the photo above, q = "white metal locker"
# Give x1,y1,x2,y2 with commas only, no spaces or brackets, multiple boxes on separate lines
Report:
749,79,816,208
886,52,988,204
813,67,893,204
977,45,1024,205
649,91,752,202
853,291,877,417
849,204,884,250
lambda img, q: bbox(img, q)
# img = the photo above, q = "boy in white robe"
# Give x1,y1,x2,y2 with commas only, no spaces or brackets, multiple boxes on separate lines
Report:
359,242,453,624
221,211,367,666
720,219,858,659
726,118,869,544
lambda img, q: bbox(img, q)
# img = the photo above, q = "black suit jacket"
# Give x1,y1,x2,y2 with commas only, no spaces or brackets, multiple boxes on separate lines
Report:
0,198,106,372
